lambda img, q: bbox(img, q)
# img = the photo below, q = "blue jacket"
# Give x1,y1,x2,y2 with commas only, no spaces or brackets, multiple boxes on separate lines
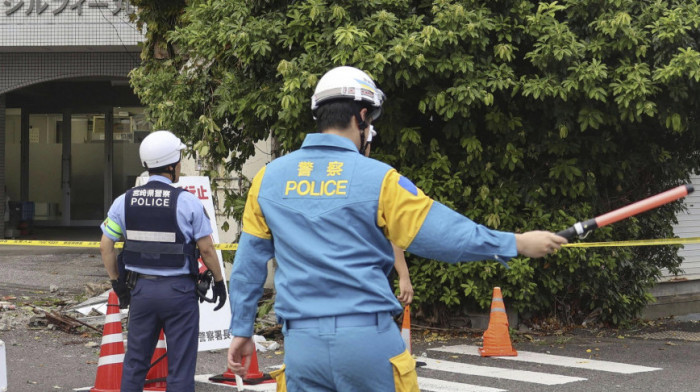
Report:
229,133,516,337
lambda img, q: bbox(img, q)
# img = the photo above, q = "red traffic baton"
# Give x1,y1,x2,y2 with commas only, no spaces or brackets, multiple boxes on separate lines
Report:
556,184,694,240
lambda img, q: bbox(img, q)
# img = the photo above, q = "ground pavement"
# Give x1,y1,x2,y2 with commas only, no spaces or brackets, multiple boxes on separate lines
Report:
1,235,699,391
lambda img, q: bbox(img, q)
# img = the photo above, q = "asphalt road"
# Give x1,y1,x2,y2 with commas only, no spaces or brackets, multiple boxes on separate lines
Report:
1,240,699,392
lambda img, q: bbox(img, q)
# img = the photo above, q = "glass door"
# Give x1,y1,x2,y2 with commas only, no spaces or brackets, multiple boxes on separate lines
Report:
4,109,21,213
27,113,64,225
112,107,151,198
7,109,151,227
69,113,105,224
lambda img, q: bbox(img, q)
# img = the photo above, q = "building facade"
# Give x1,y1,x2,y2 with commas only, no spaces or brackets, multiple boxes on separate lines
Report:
670,175,700,281
0,0,273,246
1,1,144,235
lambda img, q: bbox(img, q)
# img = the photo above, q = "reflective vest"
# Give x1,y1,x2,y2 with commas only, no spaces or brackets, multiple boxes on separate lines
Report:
122,181,197,275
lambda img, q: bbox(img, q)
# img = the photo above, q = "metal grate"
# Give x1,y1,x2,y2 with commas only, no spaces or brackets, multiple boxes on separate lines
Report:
637,330,700,342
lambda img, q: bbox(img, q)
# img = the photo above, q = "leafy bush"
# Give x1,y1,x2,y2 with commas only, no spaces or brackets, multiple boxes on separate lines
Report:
130,0,700,325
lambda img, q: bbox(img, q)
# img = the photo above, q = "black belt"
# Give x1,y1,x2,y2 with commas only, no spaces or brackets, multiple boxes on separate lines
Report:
137,273,191,280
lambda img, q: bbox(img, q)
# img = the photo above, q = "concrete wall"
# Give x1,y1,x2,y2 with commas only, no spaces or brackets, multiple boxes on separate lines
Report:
0,94,5,237
669,175,700,280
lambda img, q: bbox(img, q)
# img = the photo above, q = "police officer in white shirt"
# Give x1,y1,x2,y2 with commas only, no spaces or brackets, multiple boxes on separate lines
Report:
100,130,226,392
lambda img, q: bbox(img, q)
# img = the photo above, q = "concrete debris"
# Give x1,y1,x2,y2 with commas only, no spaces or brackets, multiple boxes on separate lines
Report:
29,315,48,328
31,304,85,333
83,282,111,298
0,284,122,333
71,290,111,316
253,334,280,352
69,289,128,319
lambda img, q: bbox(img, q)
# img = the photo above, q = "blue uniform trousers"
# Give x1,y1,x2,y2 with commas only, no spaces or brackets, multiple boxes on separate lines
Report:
121,275,199,392
281,312,409,392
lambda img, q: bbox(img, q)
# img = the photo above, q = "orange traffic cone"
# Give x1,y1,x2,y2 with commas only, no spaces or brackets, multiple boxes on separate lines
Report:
400,306,427,368
479,287,517,357
209,350,274,385
241,350,274,384
144,329,167,391
401,305,412,353
90,291,125,392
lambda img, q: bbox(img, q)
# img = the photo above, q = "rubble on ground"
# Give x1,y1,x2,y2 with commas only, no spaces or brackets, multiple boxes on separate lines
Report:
0,282,112,334
2,282,285,351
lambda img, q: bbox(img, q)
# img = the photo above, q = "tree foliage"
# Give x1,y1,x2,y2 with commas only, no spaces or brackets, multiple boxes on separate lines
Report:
130,0,700,325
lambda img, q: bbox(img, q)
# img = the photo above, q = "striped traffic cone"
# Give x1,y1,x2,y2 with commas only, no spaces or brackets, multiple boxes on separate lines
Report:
144,329,167,391
478,287,517,357
90,290,125,392
401,306,426,368
401,305,412,353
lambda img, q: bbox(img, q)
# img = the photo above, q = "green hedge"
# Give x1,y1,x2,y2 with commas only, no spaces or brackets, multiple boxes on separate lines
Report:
130,0,700,325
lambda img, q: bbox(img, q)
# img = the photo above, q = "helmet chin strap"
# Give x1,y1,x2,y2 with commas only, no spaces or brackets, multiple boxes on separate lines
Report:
167,159,180,182
355,111,369,155
168,166,177,182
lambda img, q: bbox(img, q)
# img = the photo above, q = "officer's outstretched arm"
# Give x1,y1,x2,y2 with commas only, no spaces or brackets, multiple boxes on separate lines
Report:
515,231,567,258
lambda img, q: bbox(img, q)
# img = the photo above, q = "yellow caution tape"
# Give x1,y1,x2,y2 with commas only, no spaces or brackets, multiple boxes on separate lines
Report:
562,237,700,248
215,243,239,251
0,239,238,251
0,240,104,248
2,238,699,250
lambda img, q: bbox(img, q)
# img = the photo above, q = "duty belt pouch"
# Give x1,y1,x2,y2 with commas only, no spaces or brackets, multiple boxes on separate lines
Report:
126,270,139,290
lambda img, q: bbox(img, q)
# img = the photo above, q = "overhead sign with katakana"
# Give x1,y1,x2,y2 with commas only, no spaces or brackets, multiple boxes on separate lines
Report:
1,0,143,47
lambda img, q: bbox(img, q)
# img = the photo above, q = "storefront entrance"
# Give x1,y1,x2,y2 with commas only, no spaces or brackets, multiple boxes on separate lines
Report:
4,80,149,227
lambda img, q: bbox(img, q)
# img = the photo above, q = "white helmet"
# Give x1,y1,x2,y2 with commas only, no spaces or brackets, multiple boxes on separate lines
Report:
139,130,186,169
311,66,385,121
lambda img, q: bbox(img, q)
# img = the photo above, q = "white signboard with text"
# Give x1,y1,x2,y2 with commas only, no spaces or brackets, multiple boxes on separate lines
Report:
136,176,232,352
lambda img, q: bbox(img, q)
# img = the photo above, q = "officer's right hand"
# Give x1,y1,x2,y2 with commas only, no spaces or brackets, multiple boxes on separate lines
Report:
212,279,227,311
110,279,131,309
228,336,255,376
515,231,568,258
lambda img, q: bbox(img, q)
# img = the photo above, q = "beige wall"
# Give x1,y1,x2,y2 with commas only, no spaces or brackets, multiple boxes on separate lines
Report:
181,137,274,286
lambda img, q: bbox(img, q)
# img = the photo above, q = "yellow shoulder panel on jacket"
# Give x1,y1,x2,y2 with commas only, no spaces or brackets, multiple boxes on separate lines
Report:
377,169,433,249
242,166,272,240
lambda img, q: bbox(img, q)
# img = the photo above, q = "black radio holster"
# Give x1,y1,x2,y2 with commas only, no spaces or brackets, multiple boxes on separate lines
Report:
126,270,138,290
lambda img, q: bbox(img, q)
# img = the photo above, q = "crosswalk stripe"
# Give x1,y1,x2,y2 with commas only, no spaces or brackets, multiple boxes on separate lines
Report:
195,373,505,391
430,345,662,374
417,377,506,392
417,357,586,385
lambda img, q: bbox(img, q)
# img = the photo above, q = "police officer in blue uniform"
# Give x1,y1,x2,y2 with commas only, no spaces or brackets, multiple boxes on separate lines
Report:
100,130,226,392
226,66,567,391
